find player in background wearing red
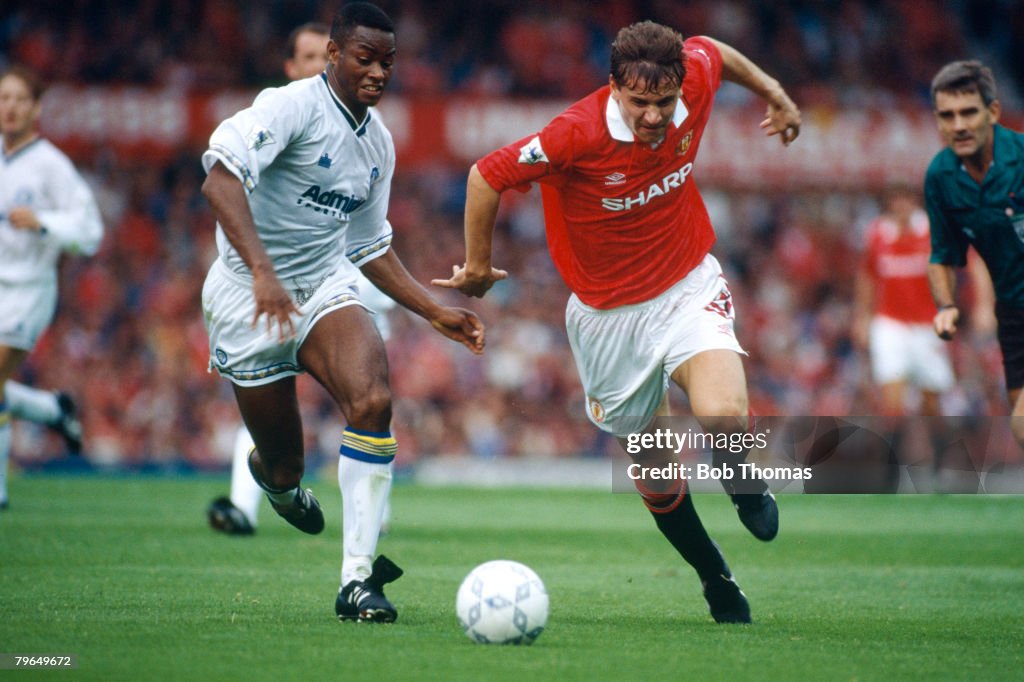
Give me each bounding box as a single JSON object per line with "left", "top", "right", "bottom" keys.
{"left": 435, "top": 21, "right": 801, "bottom": 623}
{"left": 853, "top": 186, "right": 958, "bottom": 487}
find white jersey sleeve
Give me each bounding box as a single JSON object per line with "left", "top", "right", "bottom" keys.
{"left": 34, "top": 151, "right": 104, "bottom": 256}
{"left": 202, "top": 86, "right": 306, "bottom": 194}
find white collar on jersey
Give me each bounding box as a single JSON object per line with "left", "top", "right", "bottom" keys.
{"left": 605, "top": 90, "right": 689, "bottom": 143}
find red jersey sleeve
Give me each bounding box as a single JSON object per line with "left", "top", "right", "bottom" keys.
{"left": 476, "top": 109, "right": 582, "bottom": 194}
{"left": 683, "top": 36, "right": 723, "bottom": 94}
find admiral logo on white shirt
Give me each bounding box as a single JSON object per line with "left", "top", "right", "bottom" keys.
{"left": 518, "top": 136, "right": 549, "bottom": 165}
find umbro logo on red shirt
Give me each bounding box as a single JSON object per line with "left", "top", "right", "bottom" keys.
{"left": 604, "top": 172, "right": 626, "bottom": 186}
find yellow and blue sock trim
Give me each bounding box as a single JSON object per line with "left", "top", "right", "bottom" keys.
{"left": 0, "top": 400, "right": 9, "bottom": 428}
{"left": 340, "top": 427, "right": 397, "bottom": 464}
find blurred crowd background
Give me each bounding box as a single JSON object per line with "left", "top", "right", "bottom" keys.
{"left": 2, "top": 0, "right": 1021, "bottom": 470}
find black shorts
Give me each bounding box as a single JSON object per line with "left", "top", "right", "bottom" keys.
{"left": 996, "top": 303, "right": 1024, "bottom": 391}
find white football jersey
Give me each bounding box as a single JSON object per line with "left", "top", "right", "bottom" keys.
{"left": 0, "top": 138, "right": 104, "bottom": 285}
{"left": 203, "top": 74, "right": 394, "bottom": 299}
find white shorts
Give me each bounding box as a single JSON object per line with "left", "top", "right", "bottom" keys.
{"left": 0, "top": 278, "right": 57, "bottom": 350}
{"left": 566, "top": 254, "right": 746, "bottom": 437}
{"left": 869, "top": 315, "right": 954, "bottom": 392}
{"left": 201, "top": 259, "right": 367, "bottom": 386}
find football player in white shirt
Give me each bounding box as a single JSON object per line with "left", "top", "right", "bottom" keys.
{"left": 0, "top": 66, "right": 103, "bottom": 511}
{"left": 206, "top": 22, "right": 397, "bottom": 538}
{"left": 201, "top": 3, "right": 485, "bottom": 623}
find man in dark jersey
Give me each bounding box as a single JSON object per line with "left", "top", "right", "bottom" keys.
{"left": 925, "top": 60, "right": 1024, "bottom": 449}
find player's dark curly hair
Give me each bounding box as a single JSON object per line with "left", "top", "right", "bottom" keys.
{"left": 930, "top": 60, "right": 998, "bottom": 107}
{"left": 332, "top": 2, "right": 394, "bottom": 44}
{"left": 610, "top": 21, "right": 685, "bottom": 93}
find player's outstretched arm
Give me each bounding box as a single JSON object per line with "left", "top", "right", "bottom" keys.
{"left": 202, "top": 162, "right": 298, "bottom": 341}
{"left": 431, "top": 164, "right": 508, "bottom": 298}
{"left": 705, "top": 37, "right": 801, "bottom": 146}
{"left": 927, "top": 262, "right": 960, "bottom": 340}
{"left": 362, "top": 249, "right": 486, "bottom": 354}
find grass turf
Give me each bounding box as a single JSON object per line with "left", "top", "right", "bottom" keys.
{"left": 1, "top": 477, "right": 1022, "bottom": 681}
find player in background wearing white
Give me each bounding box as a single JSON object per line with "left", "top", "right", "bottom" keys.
{"left": 0, "top": 66, "right": 103, "bottom": 511}
{"left": 206, "top": 22, "right": 397, "bottom": 537}
{"left": 201, "top": 3, "right": 484, "bottom": 622}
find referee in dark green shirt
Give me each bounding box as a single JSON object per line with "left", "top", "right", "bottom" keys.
{"left": 925, "top": 59, "right": 1024, "bottom": 449}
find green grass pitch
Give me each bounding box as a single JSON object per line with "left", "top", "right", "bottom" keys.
{"left": 1, "top": 477, "right": 1022, "bottom": 681}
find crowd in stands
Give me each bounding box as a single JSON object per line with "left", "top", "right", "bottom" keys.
{"left": 3, "top": 1, "right": 1021, "bottom": 105}
{"left": 1, "top": 1, "right": 1016, "bottom": 468}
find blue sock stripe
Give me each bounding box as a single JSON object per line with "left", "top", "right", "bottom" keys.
{"left": 339, "top": 447, "right": 395, "bottom": 464}
{"left": 340, "top": 429, "right": 396, "bottom": 464}
{"left": 0, "top": 401, "right": 8, "bottom": 428}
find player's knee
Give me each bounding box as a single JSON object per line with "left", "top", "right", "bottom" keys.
{"left": 346, "top": 384, "right": 393, "bottom": 430}
{"left": 694, "top": 395, "right": 748, "bottom": 435}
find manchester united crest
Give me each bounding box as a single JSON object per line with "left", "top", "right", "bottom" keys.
{"left": 676, "top": 131, "right": 693, "bottom": 156}
{"left": 587, "top": 395, "right": 606, "bottom": 423}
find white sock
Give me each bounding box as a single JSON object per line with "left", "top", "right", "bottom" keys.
{"left": 0, "top": 403, "right": 11, "bottom": 504}
{"left": 5, "top": 381, "right": 60, "bottom": 424}
{"left": 228, "top": 425, "right": 261, "bottom": 526}
{"left": 338, "top": 455, "right": 393, "bottom": 586}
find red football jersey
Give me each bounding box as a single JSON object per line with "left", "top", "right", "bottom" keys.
{"left": 476, "top": 37, "right": 723, "bottom": 309}
{"left": 862, "top": 209, "right": 935, "bottom": 323}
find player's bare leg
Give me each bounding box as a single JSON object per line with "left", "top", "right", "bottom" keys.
{"left": 1010, "top": 388, "right": 1024, "bottom": 451}
{"left": 233, "top": 377, "right": 324, "bottom": 535}
{"left": 672, "top": 349, "right": 778, "bottom": 541}
{"left": 298, "top": 306, "right": 400, "bottom": 622}
{"left": 875, "top": 381, "right": 909, "bottom": 492}
{"left": 0, "top": 346, "right": 28, "bottom": 510}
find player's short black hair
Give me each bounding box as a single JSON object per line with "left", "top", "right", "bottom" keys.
{"left": 286, "top": 22, "right": 330, "bottom": 59}
{"left": 930, "top": 60, "right": 998, "bottom": 107}
{"left": 0, "top": 65, "right": 45, "bottom": 101}
{"left": 331, "top": 3, "right": 395, "bottom": 45}
{"left": 610, "top": 21, "right": 685, "bottom": 93}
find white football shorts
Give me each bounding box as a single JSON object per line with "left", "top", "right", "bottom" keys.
{"left": 566, "top": 254, "right": 746, "bottom": 437}
{"left": 0, "top": 278, "right": 58, "bottom": 351}
{"left": 202, "top": 258, "right": 367, "bottom": 386}
{"left": 868, "top": 315, "right": 954, "bottom": 392}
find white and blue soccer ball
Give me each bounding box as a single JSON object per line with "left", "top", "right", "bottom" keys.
{"left": 456, "top": 560, "right": 549, "bottom": 645}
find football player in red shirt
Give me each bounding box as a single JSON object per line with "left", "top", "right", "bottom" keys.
{"left": 435, "top": 21, "right": 801, "bottom": 623}
{"left": 854, "top": 185, "right": 956, "bottom": 418}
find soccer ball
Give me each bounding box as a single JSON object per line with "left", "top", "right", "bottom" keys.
{"left": 456, "top": 560, "right": 549, "bottom": 645}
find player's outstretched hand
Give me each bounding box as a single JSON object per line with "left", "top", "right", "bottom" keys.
{"left": 933, "top": 305, "right": 960, "bottom": 341}
{"left": 251, "top": 270, "right": 299, "bottom": 343}
{"left": 429, "top": 306, "right": 486, "bottom": 355}
{"left": 431, "top": 264, "right": 508, "bottom": 299}
{"left": 760, "top": 93, "right": 801, "bottom": 146}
